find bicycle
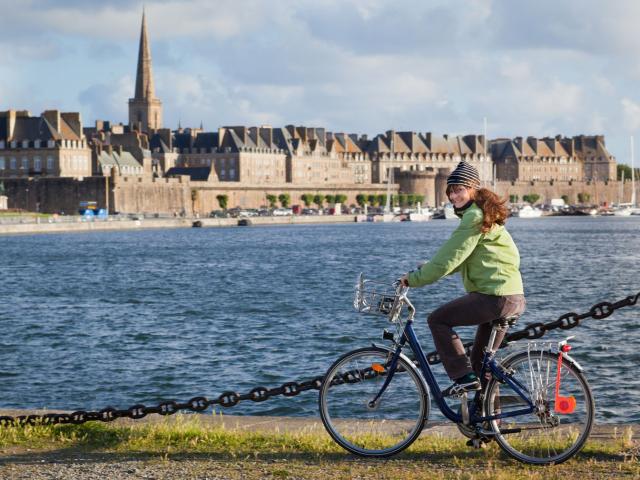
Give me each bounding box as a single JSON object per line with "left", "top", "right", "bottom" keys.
{"left": 318, "top": 274, "right": 594, "bottom": 465}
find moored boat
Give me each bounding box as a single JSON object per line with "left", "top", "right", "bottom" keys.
{"left": 514, "top": 205, "right": 543, "bottom": 218}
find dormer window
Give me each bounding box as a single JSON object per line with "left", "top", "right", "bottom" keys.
{"left": 34, "top": 140, "right": 41, "bottom": 148}
{"left": 48, "top": 140, "right": 55, "bottom": 148}
{"left": 0, "top": 140, "right": 4, "bottom": 149}
{"left": 11, "top": 141, "right": 17, "bottom": 148}
{"left": 22, "top": 140, "right": 29, "bottom": 148}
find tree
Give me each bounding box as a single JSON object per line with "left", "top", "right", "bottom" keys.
{"left": 216, "top": 194, "right": 228, "bottom": 210}
{"left": 356, "top": 194, "right": 366, "bottom": 207}
{"left": 278, "top": 193, "right": 291, "bottom": 208}
{"left": 313, "top": 194, "right": 324, "bottom": 209}
{"left": 561, "top": 195, "right": 569, "bottom": 205}
{"left": 414, "top": 195, "right": 425, "bottom": 206}
{"left": 325, "top": 194, "right": 336, "bottom": 205}
{"left": 377, "top": 194, "right": 387, "bottom": 207}
{"left": 367, "top": 194, "right": 377, "bottom": 206}
{"left": 266, "top": 194, "right": 277, "bottom": 208}
{"left": 301, "top": 193, "right": 314, "bottom": 207}
{"left": 509, "top": 194, "right": 519, "bottom": 204}
{"left": 190, "top": 189, "right": 199, "bottom": 215}
{"left": 577, "top": 192, "right": 591, "bottom": 204}
{"left": 523, "top": 193, "right": 540, "bottom": 205}
{"left": 335, "top": 194, "right": 348, "bottom": 204}
{"left": 406, "top": 194, "right": 416, "bottom": 206}
{"left": 617, "top": 164, "right": 640, "bottom": 180}
{"left": 397, "top": 193, "right": 408, "bottom": 207}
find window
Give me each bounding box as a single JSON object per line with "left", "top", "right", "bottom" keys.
{"left": 22, "top": 157, "right": 28, "bottom": 170}
{"left": 22, "top": 140, "right": 29, "bottom": 148}
{"left": 34, "top": 140, "right": 40, "bottom": 148}
{"left": 0, "top": 157, "right": 4, "bottom": 169}
{"left": 34, "top": 157, "right": 41, "bottom": 171}
{"left": 10, "top": 157, "right": 16, "bottom": 169}
{"left": 0, "top": 140, "right": 4, "bottom": 149}
{"left": 47, "top": 156, "right": 54, "bottom": 170}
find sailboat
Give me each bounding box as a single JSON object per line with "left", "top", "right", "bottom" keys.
{"left": 631, "top": 136, "right": 640, "bottom": 215}
{"left": 382, "top": 133, "right": 396, "bottom": 222}
{"left": 615, "top": 136, "right": 638, "bottom": 216}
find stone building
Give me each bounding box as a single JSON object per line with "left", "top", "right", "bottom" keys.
{"left": 367, "top": 131, "right": 491, "bottom": 185}
{"left": 0, "top": 109, "right": 91, "bottom": 178}
{"left": 490, "top": 135, "right": 616, "bottom": 183}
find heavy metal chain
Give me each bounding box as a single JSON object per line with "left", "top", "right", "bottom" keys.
{"left": 1, "top": 291, "right": 638, "bottom": 428}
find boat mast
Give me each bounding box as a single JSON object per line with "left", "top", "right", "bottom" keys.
{"left": 385, "top": 132, "right": 393, "bottom": 214}
{"left": 632, "top": 136, "right": 637, "bottom": 207}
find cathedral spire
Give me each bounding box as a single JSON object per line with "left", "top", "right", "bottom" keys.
{"left": 128, "top": 9, "right": 162, "bottom": 132}
{"left": 134, "top": 9, "right": 155, "bottom": 100}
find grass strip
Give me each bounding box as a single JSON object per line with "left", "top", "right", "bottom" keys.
{"left": 0, "top": 415, "right": 637, "bottom": 480}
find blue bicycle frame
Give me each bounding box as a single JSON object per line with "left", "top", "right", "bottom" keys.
{"left": 376, "top": 317, "right": 536, "bottom": 425}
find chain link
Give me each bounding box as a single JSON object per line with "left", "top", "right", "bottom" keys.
{"left": 1, "top": 291, "right": 638, "bottom": 428}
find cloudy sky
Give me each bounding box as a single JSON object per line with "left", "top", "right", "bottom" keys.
{"left": 1, "top": 0, "right": 640, "bottom": 165}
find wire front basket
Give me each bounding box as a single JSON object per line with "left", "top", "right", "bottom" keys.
{"left": 353, "top": 273, "right": 403, "bottom": 322}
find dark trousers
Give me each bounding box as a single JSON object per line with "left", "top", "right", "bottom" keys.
{"left": 427, "top": 292, "right": 526, "bottom": 380}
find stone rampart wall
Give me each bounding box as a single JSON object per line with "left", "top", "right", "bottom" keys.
{"left": 2, "top": 175, "right": 636, "bottom": 214}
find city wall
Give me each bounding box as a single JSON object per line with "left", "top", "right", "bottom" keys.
{"left": 492, "top": 179, "right": 636, "bottom": 206}
{"left": 1, "top": 176, "right": 635, "bottom": 214}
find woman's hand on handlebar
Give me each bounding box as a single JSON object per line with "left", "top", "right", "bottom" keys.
{"left": 400, "top": 274, "right": 410, "bottom": 287}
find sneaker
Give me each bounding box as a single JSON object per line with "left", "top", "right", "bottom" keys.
{"left": 442, "top": 376, "right": 481, "bottom": 397}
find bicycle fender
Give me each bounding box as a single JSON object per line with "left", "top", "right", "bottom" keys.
{"left": 371, "top": 343, "right": 431, "bottom": 392}
{"left": 560, "top": 352, "right": 583, "bottom": 372}
{"left": 500, "top": 349, "right": 584, "bottom": 372}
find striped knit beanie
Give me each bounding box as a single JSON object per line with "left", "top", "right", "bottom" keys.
{"left": 447, "top": 161, "right": 480, "bottom": 189}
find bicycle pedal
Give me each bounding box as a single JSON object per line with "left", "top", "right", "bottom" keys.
{"left": 466, "top": 438, "right": 486, "bottom": 449}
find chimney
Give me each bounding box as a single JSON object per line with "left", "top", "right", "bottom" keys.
{"left": 3, "top": 110, "right": 16, "bottom": 140}
{"left": 249, "top": 126, "right": 259, "bottom": 145}
{"left": 43, "top": 110, "right": 61, "bottom": 133}
{"left": 259, "top": 127, "right": 273, "bottom": 148}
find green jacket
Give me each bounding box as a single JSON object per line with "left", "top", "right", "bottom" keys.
{"left": 407, "top": 203, "right": 524, "bottom": 295}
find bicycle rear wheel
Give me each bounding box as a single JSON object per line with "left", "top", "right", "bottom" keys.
{"left": 319, "top": 346, "right": 429, "bottom": 457}
{"left": 484, "top": 350, "right": 594, "bottom": 465}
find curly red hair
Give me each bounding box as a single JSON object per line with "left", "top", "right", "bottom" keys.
{"left": 472, "top": 188, "right": 509, "bottom": 233}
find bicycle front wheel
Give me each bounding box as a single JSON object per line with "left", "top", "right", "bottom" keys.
{"left": 319, "top": 346, "right": 429, "bottom": 457}
{"left": 484, "top": 350, "right": 594, "bottom": 465}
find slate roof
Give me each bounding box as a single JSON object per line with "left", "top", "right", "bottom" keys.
{"left": 165, "top": 166, "right": 211, "bottom": 181}
{"left": 150, "top": 135, "right": 171, "bottom": 153}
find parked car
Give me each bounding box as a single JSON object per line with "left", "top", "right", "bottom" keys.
{"left": 301, "top": 208, "right": 319, "bottom": 215}
{"left": 273, "top": 208, "right": 293, "bottom": 216}
{"left": 209, "top": 210, "right": 230, "bottom": 218}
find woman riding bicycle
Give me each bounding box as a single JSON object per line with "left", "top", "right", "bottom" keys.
{"left": 401, "top": 161, "right": 526, "bottom": 397}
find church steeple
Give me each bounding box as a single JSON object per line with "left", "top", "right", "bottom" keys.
{"left": 128, "top": 9, "right": 162, "bottom": 133}
{"left": 134, "top": 10, "right": 155, "bottom": 100}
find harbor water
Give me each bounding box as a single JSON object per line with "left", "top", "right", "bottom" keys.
{"left": 1, "top": 216, "right": 639, "bottom": 422}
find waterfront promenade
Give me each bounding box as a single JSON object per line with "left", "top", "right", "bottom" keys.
{"left": 0, "top": 214, "right": 358, "bottom": 235}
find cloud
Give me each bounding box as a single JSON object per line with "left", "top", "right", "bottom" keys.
{"left": 78, "top": 76, "right": 133, "bottom": 123}
{"left": 2, "top": 0, "right": 640, "bottom": 164}
{"left": 621, "top": 98, "right": 640, "bottom": 132}
{"left": 489, "top": 0, "right": 640, "bottom": 56}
